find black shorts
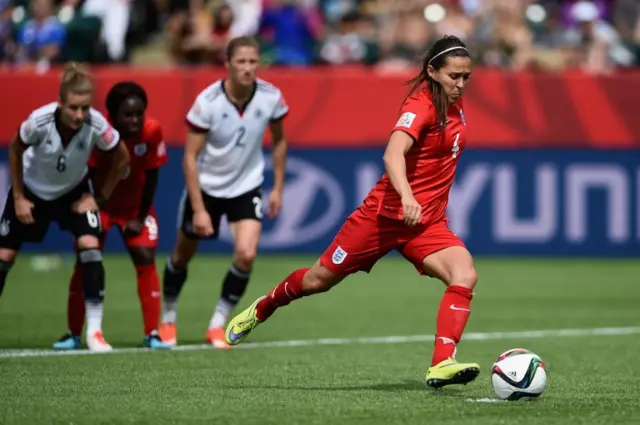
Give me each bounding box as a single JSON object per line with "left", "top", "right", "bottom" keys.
{"left": 178, "top": 186, "right": 263, "bottom": 240}
{"left": 0, "top": 180, "right": 102, "bottom": 250}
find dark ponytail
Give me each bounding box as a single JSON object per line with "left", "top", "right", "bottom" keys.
{"left": 405, "top": 36, "right": 469, "bottom": 129}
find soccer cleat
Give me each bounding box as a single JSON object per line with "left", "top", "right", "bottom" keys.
{"left": 206, "top": 327, "right": 231, "bottom": 349}
{"left": 158, "top": 322, "right": 177, "bottom": 347}
{"left": 425, "top": 358, "right": 480, "bottom": 389}
{"left": 144, "top": 332, "right": 171, "bottom": 350}
{"left": 224, "top": 296, "right": 265, "bottom": 346}
{"left": 52, "top": 332, "right": 81, "bottom": 351}
{"left": 86, "top": 330, "right": 113, "bottom": 352}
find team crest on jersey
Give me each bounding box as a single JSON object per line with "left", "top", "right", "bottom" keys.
{"left": 101, "top": 127, "right": 115, "bottom": 145}
{"left": 332, "top": 246, "right": 348, "bottom": 265}
{"left": 396, "top": 112, "right": 416, "bottom": 128}
{"left": 255, "top": 109, "right": 262, "bottom": 118}
{"left": 77, "top": 140, "right": 86, "bottom": 150}
{"left": 459, "top": 108, "right": 466, "bottom": 126}
{"left": 134, "top": 143, "right": 147, "bottom": 156}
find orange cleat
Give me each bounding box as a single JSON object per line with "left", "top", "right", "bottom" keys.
{"left": 206, "top": 327, "right": 231, "bottom": 349}
{"left": 158, "top": 322, "right": 177, "bottom": 347}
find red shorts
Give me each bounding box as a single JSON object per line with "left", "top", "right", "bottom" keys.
{"left": 320, "top": 203, "right": 465, "bottom": 276}
{"left": 100, "top": 207, "right": 159, "bottom": 249}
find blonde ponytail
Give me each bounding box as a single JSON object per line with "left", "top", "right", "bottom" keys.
{"left": 59, "top": 62, "right": 93, "bottom": 102}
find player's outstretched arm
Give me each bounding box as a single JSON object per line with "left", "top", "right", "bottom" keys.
{"left": 8, "top": 133, "right": 28, "bottom": 202}
{"left": 268, "top": 118, "right": 286, "bottom": 219}
{"left": 99, "top": 142, "right": 130, "bottom": 201}
{"left": 182, "top": 130, "right": 207, "bottom": 214}
{"left": 383, "top": 131, "right": 421, "bottom": 226}
{"left": 383, "top": 131, "right": 415, "bottom": 200}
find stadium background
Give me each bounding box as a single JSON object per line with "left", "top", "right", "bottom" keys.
{"left": 0, "top": 0, "right": 637, "bottom": 257}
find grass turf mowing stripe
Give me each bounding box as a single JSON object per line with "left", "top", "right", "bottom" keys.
{"left": 0, "top": 326, "right": 638, "bottom": 359}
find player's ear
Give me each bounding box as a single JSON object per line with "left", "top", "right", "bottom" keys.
{"left": 426, "top": 64, "right": 437, "bottom": 81}
{"left": 224, "top": 60, "right": 230, "bottom": 71}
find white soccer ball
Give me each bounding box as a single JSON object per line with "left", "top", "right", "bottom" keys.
{"left": 491, "top": 348, "right": 547, "bottom": 401}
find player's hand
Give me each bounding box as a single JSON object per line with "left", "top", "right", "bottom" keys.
{"left": 14, "top": 196, "right": 35, "bottom": 224}
{"left": 267, "top": 190, "right": 282, "bottom": 219}
{"left": 193, "top": 210, "right": 214, "bottom": 237}
{"left": 72, "top": 193, "right": 98, "bottom": 214}
{"left": 123, "top": 219, "right": 144, "bottom": 236}
{"left": 401, "top": 194, "right": 421, "bottom": 227}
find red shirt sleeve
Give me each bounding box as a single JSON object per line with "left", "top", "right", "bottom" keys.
{"left": 88, "top": 148, "right": 101, "bottom": 169}
{"left": 143, "top": 119, "right": 169, "bottom": 170}
{"left": 392, "top": 91, "right": 436, "bottom": 141}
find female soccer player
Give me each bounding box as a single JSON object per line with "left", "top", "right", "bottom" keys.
{"left": 159, "top": 36, "right": 288, "bottom": 349}
{"left": 0, "top": 63, "right": 129, "bottom": 353}
{"left": 225, "top": 35, "right": 480, "bottom": 389}
{"left": 53, "top": 82, "right": 170, "bottom": 351}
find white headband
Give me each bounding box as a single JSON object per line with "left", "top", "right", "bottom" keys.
{"left": 428, "top": 46, "right": 468, "bottom": 65}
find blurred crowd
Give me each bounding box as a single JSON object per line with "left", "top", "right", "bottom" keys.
{"left": 0, "top": 0, "right": 639, "bottom": 73}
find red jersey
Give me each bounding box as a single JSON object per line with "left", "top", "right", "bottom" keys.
{"left": 89, "top": 117, "right": 168, "bottom": 219}
{"left": 364, "top": 87, "right": 467, "bottom": 225}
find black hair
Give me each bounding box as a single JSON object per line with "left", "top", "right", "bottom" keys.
{"left": 405, "top": 36, "right": 470, "bottom": 128}
{"left": 105, "top": 81, "right": 148, "bottom": 119}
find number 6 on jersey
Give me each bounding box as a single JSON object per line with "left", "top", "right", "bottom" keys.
{"left": 86, "top": 211, "right": 100, "bottom": 228}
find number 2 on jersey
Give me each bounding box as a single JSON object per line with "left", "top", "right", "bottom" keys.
{"left": 234, "top": 126, "right": 246, "bottom": 147}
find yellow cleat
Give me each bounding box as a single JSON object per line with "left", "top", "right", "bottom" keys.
{"left": 426, "top": 358, "right": 480, "bottom": 389}
{"left": 224, "top": 296, "right": 265, "bottom": 346}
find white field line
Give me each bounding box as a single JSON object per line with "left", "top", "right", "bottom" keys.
{"left": 0, "top": 326, "right": 638, "bottom": 360}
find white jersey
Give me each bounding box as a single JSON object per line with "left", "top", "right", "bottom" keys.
{"left": 186, "top": 78, "right": 288, "bottom": 198}
{"left": 18, "top": 102, "right": 120, "bottom": 200}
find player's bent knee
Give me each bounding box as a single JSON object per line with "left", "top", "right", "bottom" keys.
{"left": 451, "top": 266, "right": 478, "bottom": 290}
{"left": 301, "top": 263, "right": 342, "bottom": 295}
{"left": 77, "top": 235, "right": 100, "bottom": 250}
{"left": 234, "top": 247, "right": 256, "bottom": 270}
{"left": 0, "top": 248, "right": 17, "bottom": 263}
{"left": 171, "top": 231, "right": 198, "bottom": 268}
{"left": 130, "top": 247, "right": 155, "bottom": 266}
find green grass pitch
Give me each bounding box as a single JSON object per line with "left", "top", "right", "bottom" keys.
{"left": 0, "top": 255, "right": 639, "bottom": 425}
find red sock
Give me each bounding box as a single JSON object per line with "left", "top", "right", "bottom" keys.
{"left": 431, "top": 285, "right": 473, "bottom": 366}
{"left": 256, "top": 268, "right": 309, "bottom": 321}
{"left": 136, "top": 264, "right": 162, "bottom": 335}
{"left": 68, "top": 263, "right": 85, "bottom": 336}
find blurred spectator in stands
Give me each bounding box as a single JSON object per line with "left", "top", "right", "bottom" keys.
{"left": 0, "top": 0, "right": 16, "bottom": 65}
{"left": 478, "top": 0, "right": 534, "bottom": 70}
{"left": 259, "top": 0, "right": 322, "bottom": 66}
{"left": 376, "top": 0, "right": 432, "bottom": 70}
{"left": 529, "top": 2, "right": 573, "bottom": 71}
{"left": 16, "top": 0, "right": 65, "bottom": 69}
{"left": 564, "top": 0, "right": 635, "bottom": 74}
{"left": 613, "top": 0, "right": 640, "bottom": 65}
{"left": 318, "top": 10, "right": 377, "bottom": 65}
{"left": 70, "top": 0, "right": 132, "bottom": 62}
{"left": 181, "top": 2, "right": 233, "bottom": 64}
{"left": 434, "top": 0, "right": 475, "bottom": 41}
{"left": 320, "top": 0, "right": 358, "bottom": 24}
{"left": 560, "top": 0, "right": 612, "bottom": 27}
{"left": 163, "top": 0, "right": 203, "bottom": 64}
{"left": 227, "top": 0, "right": 261, "bottom": 37}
